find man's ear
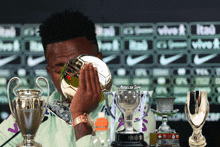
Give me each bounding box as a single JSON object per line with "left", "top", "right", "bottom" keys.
{"left": 97, "top": 52, "right": 103, "bottom": 60}
{"left": 46, "top": 65, "right": 51, "bottom": 77}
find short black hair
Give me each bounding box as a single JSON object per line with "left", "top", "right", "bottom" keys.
{"left": 39, "top": 10, "right": 97, "bottom": 54}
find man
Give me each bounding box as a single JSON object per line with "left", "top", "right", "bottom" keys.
{"left": 0, "top": 10, "right": 156, "bottom": 147}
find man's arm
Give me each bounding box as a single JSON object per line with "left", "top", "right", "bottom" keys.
{"left": 70, "top": 63, "right": 102, "bottom": 141}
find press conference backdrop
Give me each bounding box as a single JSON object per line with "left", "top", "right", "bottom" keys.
{"left": 0, "top": 23, "right": 220, "bottom": 124}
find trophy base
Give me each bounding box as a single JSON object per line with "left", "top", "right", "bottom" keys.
{"left": 189, "top": 136, "right": 206, "bottom": 147}
{"left": 150, "top": 133, "right": 179, "bottom": 146}
{"left": 111, "top": 132, "right": 148, "bottom": 147}
{"left": 16, "top": 141, "right": 42, "bottom": 147}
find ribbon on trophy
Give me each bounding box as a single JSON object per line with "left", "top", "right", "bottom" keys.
{"left": 110, "top": 91, "right": 118, "bottom": 144}
{"left": 138, "top": 91, "right": 147, "bottom": 132}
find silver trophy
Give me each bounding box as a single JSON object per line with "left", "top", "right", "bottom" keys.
{"left": 7, "top": 77, "right": 50, "bottom": 147}
{"left": 185, "top": 91, "right": 209, "bottom": 147}
{"left": 151, "top": 97, "right": 179, "bottom": 133}
{"left": 104, "top": 88, "right": 153, "bottom": 147}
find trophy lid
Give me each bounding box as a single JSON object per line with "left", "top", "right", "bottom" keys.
{"left": 16, "top": 89, "right": 41, "bottom": 98}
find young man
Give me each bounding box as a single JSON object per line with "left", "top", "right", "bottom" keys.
{"left": 0, "top": 10, "right": 156, "bottom": 147}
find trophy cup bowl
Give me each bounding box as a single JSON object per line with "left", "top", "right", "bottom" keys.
{"left": 151, "top": 97, "right": 179, "bottom": 133}
{"left": 60, "top": 54, "right": 112, "bottom": 102}
{"left": 49, "top": 55, "right": 112, "bottom": 126}
{"left": 104, "top": 90, "right": 153, "bottom": 147}
{"left": 7, "top": 77, "right": 50, "bottom": 147}
{"left": 185, "top": 91, "right": 209, "bottom": 147}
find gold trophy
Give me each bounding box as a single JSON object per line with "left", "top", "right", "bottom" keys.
{"left": 7, "top": 77, "right": 50, "bottom": 147}
{"left": 47, "top": 55, "right": 112, "bottom": 126}
{"left": 185, "top": 91, "right": 209, "bottom": 147}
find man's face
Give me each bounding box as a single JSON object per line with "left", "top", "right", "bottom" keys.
{"left": 45, "top": 37, "right": 102, "bottom": 96}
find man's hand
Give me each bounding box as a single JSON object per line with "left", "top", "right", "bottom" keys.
{"left": 70, "top": 63, "right": 102, "bottom": 141}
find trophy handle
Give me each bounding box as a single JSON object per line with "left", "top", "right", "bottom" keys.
{"left": 104, "top": 92, "right": 117, "bottom": 120}
{"left": 7, "top": 77, "right": 20, "bottom": 119}
{"left": 36, "top": 77, "right": 50, "bottom": 121}
{"left": 135, "top": 91, "right": 153, "bottom": 122}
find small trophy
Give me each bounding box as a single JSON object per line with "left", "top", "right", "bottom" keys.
{"left": 7, "top": 77, "right": 50, "bottom": 147}
{"left": 185, "top": 91, "right": 209, "bottom": 147}
{"left": 150, "top": 97, "right": 179, "bottom": 147}
{"left": 104, "top": 85, "right": 153, "bottom": 147}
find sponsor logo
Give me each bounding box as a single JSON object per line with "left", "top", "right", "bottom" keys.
{"left": 27, "top": 56, "right": 45, "bottom": 67}
{"left": 113, "top": 77, "right": 130, "bottom": 85}
{"left": 215, "top": 78, "right": 220, "bottom": 84}
{"left": 135, "top": 68, "right": 148, "bottom": 76}
{"left": 155, "top": 86, "right": 168, "bottom": 94}
{"left": 29, "top": 40, "right": 44, "bottom": 52}
{"left": 0, "top": 26, "right": 16, "bottom": 38}
{"left": 160, "top": 54, "right": 183, "bottom": 65}
{"left": 157, "top": 77, "right": 166, "bottom": 85}
{"left": 0, "top": 69, "right": 10, "bottom": 76}
{"left": 175, "top": 77, "right": 188, "bottom": 85}
{"left": 126, "top": 55, "right": 149, "bottom": 66}
{"left": 23, "top": 26, "right": 39, "bottom": 36}
{"left": 153, "top": 68, "right": 169, "bottom": 76}
{"left": 129, "top": 39, "right": 148, "bottom": 51}
{"left": 194, "top": 87, "right": 211, "bottom": 93}
{"left": 157, "top": 40, "right": 187, "bottom": 49}
{"left": 173, "top": 87, "right": 190, "bottom": 94}
{"left": 123, "top": 27, "right": 134, "bottom": 35}
{"left": 216, "top": 68, "right": 220, "bottom": 75}
{"left": 34, "top": 69, "right": 48, "bottom": 76}
{"left": 133, "top": 78, "right": 150, "bottom": 85}
{"left": 157, "top": 24, "right": 186, "bottom": 36}
{"left": 197, "top": 24, "right": 216, "bottom": 35}
{"left": 195, "top": 68, "right": 210, "bottom": 75}
{"left": 195, "top": 77, "right": 210, "bottom": 85}
{"left": 194, "top": 54, "right": 217, "bottom": 65}
{"left": 191, "top": 38, "right": 220, "bottom": 50}
{"left": 102, "top": 55, "right": 117, "bottom": 63}
{"left": 98, "top": 39, "right": 120, "bottom": 51}
{"left": 0, "top": 55, "right": 17, "bottom": 66}
{"left": 0, "top": 40, "right": 20, "bottom": 52}
{"left": 135, "top": 26, "right": 153, "bottom": 35}
{"left": 96, "top": 25, "right": 116, "bottom": 37}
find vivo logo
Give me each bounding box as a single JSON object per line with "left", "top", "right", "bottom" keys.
{"left": 129, "top": 40, "right": 148, "bottom": 51}
{"left": 29, "top": 40, "right": 44, "bottom": 52}
{"left": 98, "top": 39, "right": 119, "bottom": 51}
{"left": 0, "top": 26, "right": 16, "bottom": 37}
{"left": 0, "top": 40, "right": 20, "bottom": 52}
{"left": 153, "top": 69, "right": 169, "bottom": 76}
{"left": 191, "top": 38, "right": 220, "bottom": 50}
{"left": 96, "top": 25, "right": 116, "bottom": 37}
{"left": 197, "top": 24, "right": 216, "bottom": 35}
{"left": 157, "top": 24, "right": 186, "bottom": 36}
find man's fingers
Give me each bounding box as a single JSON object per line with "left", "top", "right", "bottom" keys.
{"left": 85, "top": 63, "right": 92, "bottom": 92}
{"left": 79, "top": 64, "right": 86, "bottom": 90}
{"left": 89, "top": 64, "right": 96, "bottom": 93}
{"left": 94, "top": 67, "right": 102, "bottom": 101}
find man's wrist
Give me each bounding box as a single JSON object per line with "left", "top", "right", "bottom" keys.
{"left": 72, "top": 112, "right": 84, "bottom": 120}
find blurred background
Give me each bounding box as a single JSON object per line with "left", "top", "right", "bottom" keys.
{"left": 0, "top": 0, "right": 220, "bottom": 146}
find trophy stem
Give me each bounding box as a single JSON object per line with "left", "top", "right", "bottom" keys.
{"left": 189, "top": 128, "right": 206, "bottom": 147}
{"left": 158, "top": 116, "right": 172, "bottom": 133}
{"left": 16, "top": 134, "right": 42, "bottom": 147}
{"left": 124, "top": 112, "right": 135, "bottom": 132}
